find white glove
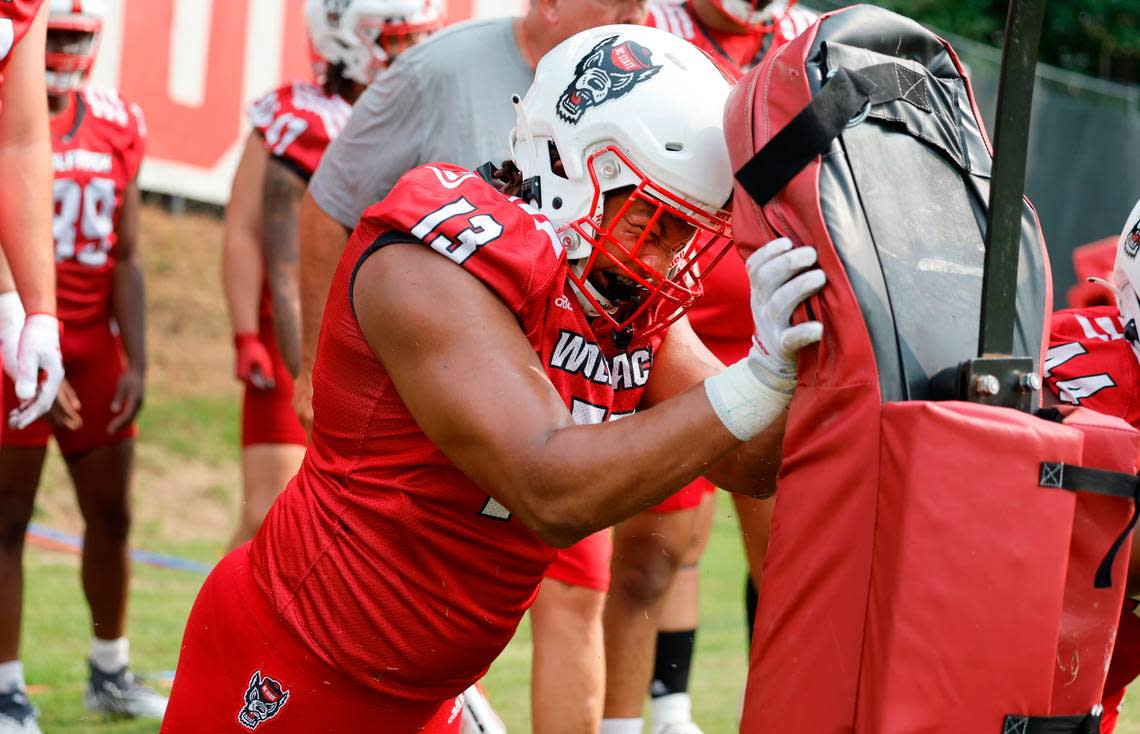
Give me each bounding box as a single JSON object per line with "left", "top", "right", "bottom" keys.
{"left": 9, "top": 313, "right": 64, "bottom": 430}
{"left": 705, "top": 238, "right": 825, "bottom": 440}
{"left": 0, "top": 291, "right": 24, "bottom": 380}
{"left": 745, "top": 237, "right": 826, "bottom": 392}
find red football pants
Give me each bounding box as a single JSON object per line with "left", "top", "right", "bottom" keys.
{"left": 161, "top": 544, "right": 462, "bottom": 733}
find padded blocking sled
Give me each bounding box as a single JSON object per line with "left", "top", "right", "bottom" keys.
{"left": 726, "top": 5, "right": 1140, "bottom": 733}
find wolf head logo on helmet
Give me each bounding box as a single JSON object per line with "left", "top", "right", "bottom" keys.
{"left": 236, "top": 671, "right": 290, "bottom": 730}
{"left": 1124, "top": 219, "right": 1139, "bottom": 260}
{"left": 556, "top": 35, "right": 662, "bottom": 125}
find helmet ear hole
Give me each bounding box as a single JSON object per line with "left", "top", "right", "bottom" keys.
{"left": 548, "top": 141, "right": 568, "bottom": 179}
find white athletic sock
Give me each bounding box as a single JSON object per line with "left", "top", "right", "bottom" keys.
{"left": 651, "top": 692, "right": 693, "bottom": 725}
{"left": 0, "top": 660, "right": 25, "bottom": 693}
{"left": 600, "top": 718, "right": 643, "bottom": 734}
{"left": 90, "top": 637, "right": 129, "bottom": 673}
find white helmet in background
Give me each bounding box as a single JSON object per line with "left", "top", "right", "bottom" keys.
{"left": 305, "top": 0, "right": 444, "bottom": 86}
{"left": 1112, "top": 197, "right": 1140, "bottom": 361}
{"left": 709, "top": 0, "right": 798, "bottom": 30}
{"left": 45, "top": 0, "right": 106, "bottom": 94}
{"left": 509, "top": 25, "right": 734, "bottom": 338}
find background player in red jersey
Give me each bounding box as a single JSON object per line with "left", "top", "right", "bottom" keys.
{"left": 1043, "top": 197, "right": 1140, "bottom": 733}
{"left": 604, "top": 4, "right": 813, "bottom": 732}
{"left": 221, "top": 0, "right": 443, "bottom": 550}
{"left": 0, "top": 1, "right": 164, "bottom": 731}
{"left": 0, "top": 0, "right": 64, "bottom": 438}
{"left": 161, "top": 25, "right": 825, "bottom": 733}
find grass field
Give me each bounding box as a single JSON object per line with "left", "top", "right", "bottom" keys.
{"left": 19, "top": 203, "right": 1140, "bottom": 732}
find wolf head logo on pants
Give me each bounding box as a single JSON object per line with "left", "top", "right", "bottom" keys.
{"left": 556, "top": 35, "right": 662, "bottom": 125}
{"left": 237, "top": 671, "right": 290, "bottom": 730}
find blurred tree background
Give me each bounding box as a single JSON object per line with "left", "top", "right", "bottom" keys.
{"left": 811, "top": 0, "right": 1137, "bottom": 83}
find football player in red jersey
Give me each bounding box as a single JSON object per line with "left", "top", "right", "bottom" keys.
{"left": 1043, "top": 197, "right": 1140, "bottom": 734}
{"left": 607, "top": 4, "right": 813, "bottom": 732}
{"left": 221, "top": 0, "right": 443, "bottom": 551}
{"left": 0, "top": 1, "right": 165, "bottom": 730}
{"left": 0, "top": 0, "right": 64, "bottom": 437}
{"left": 161, "top": 25, "right": 825, "bottom": 733}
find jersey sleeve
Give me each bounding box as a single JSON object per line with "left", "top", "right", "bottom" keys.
{"left": 1044, "top": 307, "right": 1137, "bottom": 421}
{"left": 0, "top": 0, "right": 44, "bottom": 62}
{"left": 357, "top": 163, "right": 564, "bottom": 316}
{"left": 245, "top": 82, "right": 333, "bottom": 180}
{"left": 122, "top": 99, "right": 147, "bottom": 180}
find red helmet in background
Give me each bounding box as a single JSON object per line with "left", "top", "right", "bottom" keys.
{"left": 45, "top": 0, "right": 105, "bottom": 94}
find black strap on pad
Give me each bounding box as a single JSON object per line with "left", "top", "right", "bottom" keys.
{"left": 1039, "top": 461, "right": 1140, "bottom": 588}
{"left": 1001, "top": 711, "right": 1101, "bottom": 734}
{"left": 734, "top": 62, "right": 931, "bottom": 207}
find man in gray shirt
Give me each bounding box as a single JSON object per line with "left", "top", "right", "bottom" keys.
{"left": 291, "top": 3, "right": 649, "bottom": 733}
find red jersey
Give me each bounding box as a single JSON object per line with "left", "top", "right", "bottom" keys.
{"left": 52, "top": 87, "right": 146, "bottom": 327}
{"left": 646, "top": 0, "right": 816, "bottom": 77}
{"left": 1043, "top": 307, "right": 1140, "bottom": 425}
{"left": 246, "top": 81, "right": 349, "bottom": 181}
{"left": 246, "top": 81, "right": 350, "bottom": 322}
{"left": 0, "top": 0, "right": 43, "bottom": 77}
{"left": 249, "top": 163, "right": 662, "bottom": 702}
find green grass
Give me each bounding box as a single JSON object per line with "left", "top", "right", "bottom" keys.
{"left": 133, "top": 394, "right": 240, "bottom": 467}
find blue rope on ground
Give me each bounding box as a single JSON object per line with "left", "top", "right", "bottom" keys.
{"left": 27, "top": 522, "right": 214, "bottom": 575}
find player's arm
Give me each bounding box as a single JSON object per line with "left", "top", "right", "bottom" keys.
{"left": 107, "top": 176, "right": 145, "bottom": 433}
{"left": 222, "top": 131, "right": 274, "bottom": 389}
{"left": 640, "top": 315, "right": 786, "bottom": 498}
{"left": 354, "top": 240, "right": 820, "bottom": 548}
{"left": 0, "top": 0, "right": 53, "bottom": 315}
{"left": 295, "top": 190, "right": 350, "bottom": 428}
{"left": 261, "top": 157, "right": 306, "bottom": 378}
{"left": 0, "top": 2, "right": 63, "bottom": 428}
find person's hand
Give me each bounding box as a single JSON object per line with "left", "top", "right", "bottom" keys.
{"left": 744, "top": 237, "right": 826, "bottom": 392}
{"left": 108, "top": 368, "right": 144, "bottom": 434}
{"left": 293, "top": 370, "right": 313, "bottom": 438}
{"left": 234, "top": 332, "right": 275, "bottom": 390}
{"left": 9, "top": 314, "right": 64, "bottom": 430}
{"left": 49, "top": 378, "right": 83, "bottom": 431}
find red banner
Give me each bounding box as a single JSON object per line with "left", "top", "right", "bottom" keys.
{"left": 90, "top": 0, "right": 519, "bottom": 203}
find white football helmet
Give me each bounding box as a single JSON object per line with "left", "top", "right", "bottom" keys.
{"left": 510, "top": 25, "right": 734, "bottom": 338}
{"left": 45, "top": 0, "right": 105, "bottom": 94}
{"left": 709, "top": 0, "right": 797, "bottom": 30}
{"left": 1112, "top": 197, "right": 1140, "bottom": 362}
{"left": 305, "top": 0, "right": 444, "bottom": 86}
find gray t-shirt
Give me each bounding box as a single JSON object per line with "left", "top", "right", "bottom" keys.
{"left": 309, "top": 17, "right": 534, "bottom": 228}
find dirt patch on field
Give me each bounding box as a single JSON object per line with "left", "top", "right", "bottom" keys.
{"left": 140, "top": 205, "right": 238, "bottom": 401}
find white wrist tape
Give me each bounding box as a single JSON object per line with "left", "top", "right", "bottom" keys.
{"left": 704, "top": 358, "right": 794, "bottom": 441}
{"left": 0, "top": 292, "right": 25, "bottom": 335}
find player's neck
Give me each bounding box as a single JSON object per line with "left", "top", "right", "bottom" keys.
{"left": 47, "top": 91, "right": 71, "bottom": 117}
{"left": 689, "top": 0, "right": 754, "bottom": 34}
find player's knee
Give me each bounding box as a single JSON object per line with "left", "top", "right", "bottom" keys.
{"left": 611, "top": 541, "right": 683, "bottom": 607}
{"left": 88, "top": 501, "right": 132, "bottom": 542}
{"left": 0, "top": 515, "right": 29, "bottom": 554}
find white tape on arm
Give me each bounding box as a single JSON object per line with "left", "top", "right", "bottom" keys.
{"left": 703, "top": 358, "right": 793, "bottom": 442}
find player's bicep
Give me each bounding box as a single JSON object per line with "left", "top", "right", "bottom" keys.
{"left": 353, "top": 243, "right": 574, "bottom": 510}
{"left": 640, "top": 315, "right": 725, "bottom": 408}
{"left": 0, "top": 1, "right": 47, "bottom": 147}
{"left": 224, "top": 132, "right": 269, "bottom": 242}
